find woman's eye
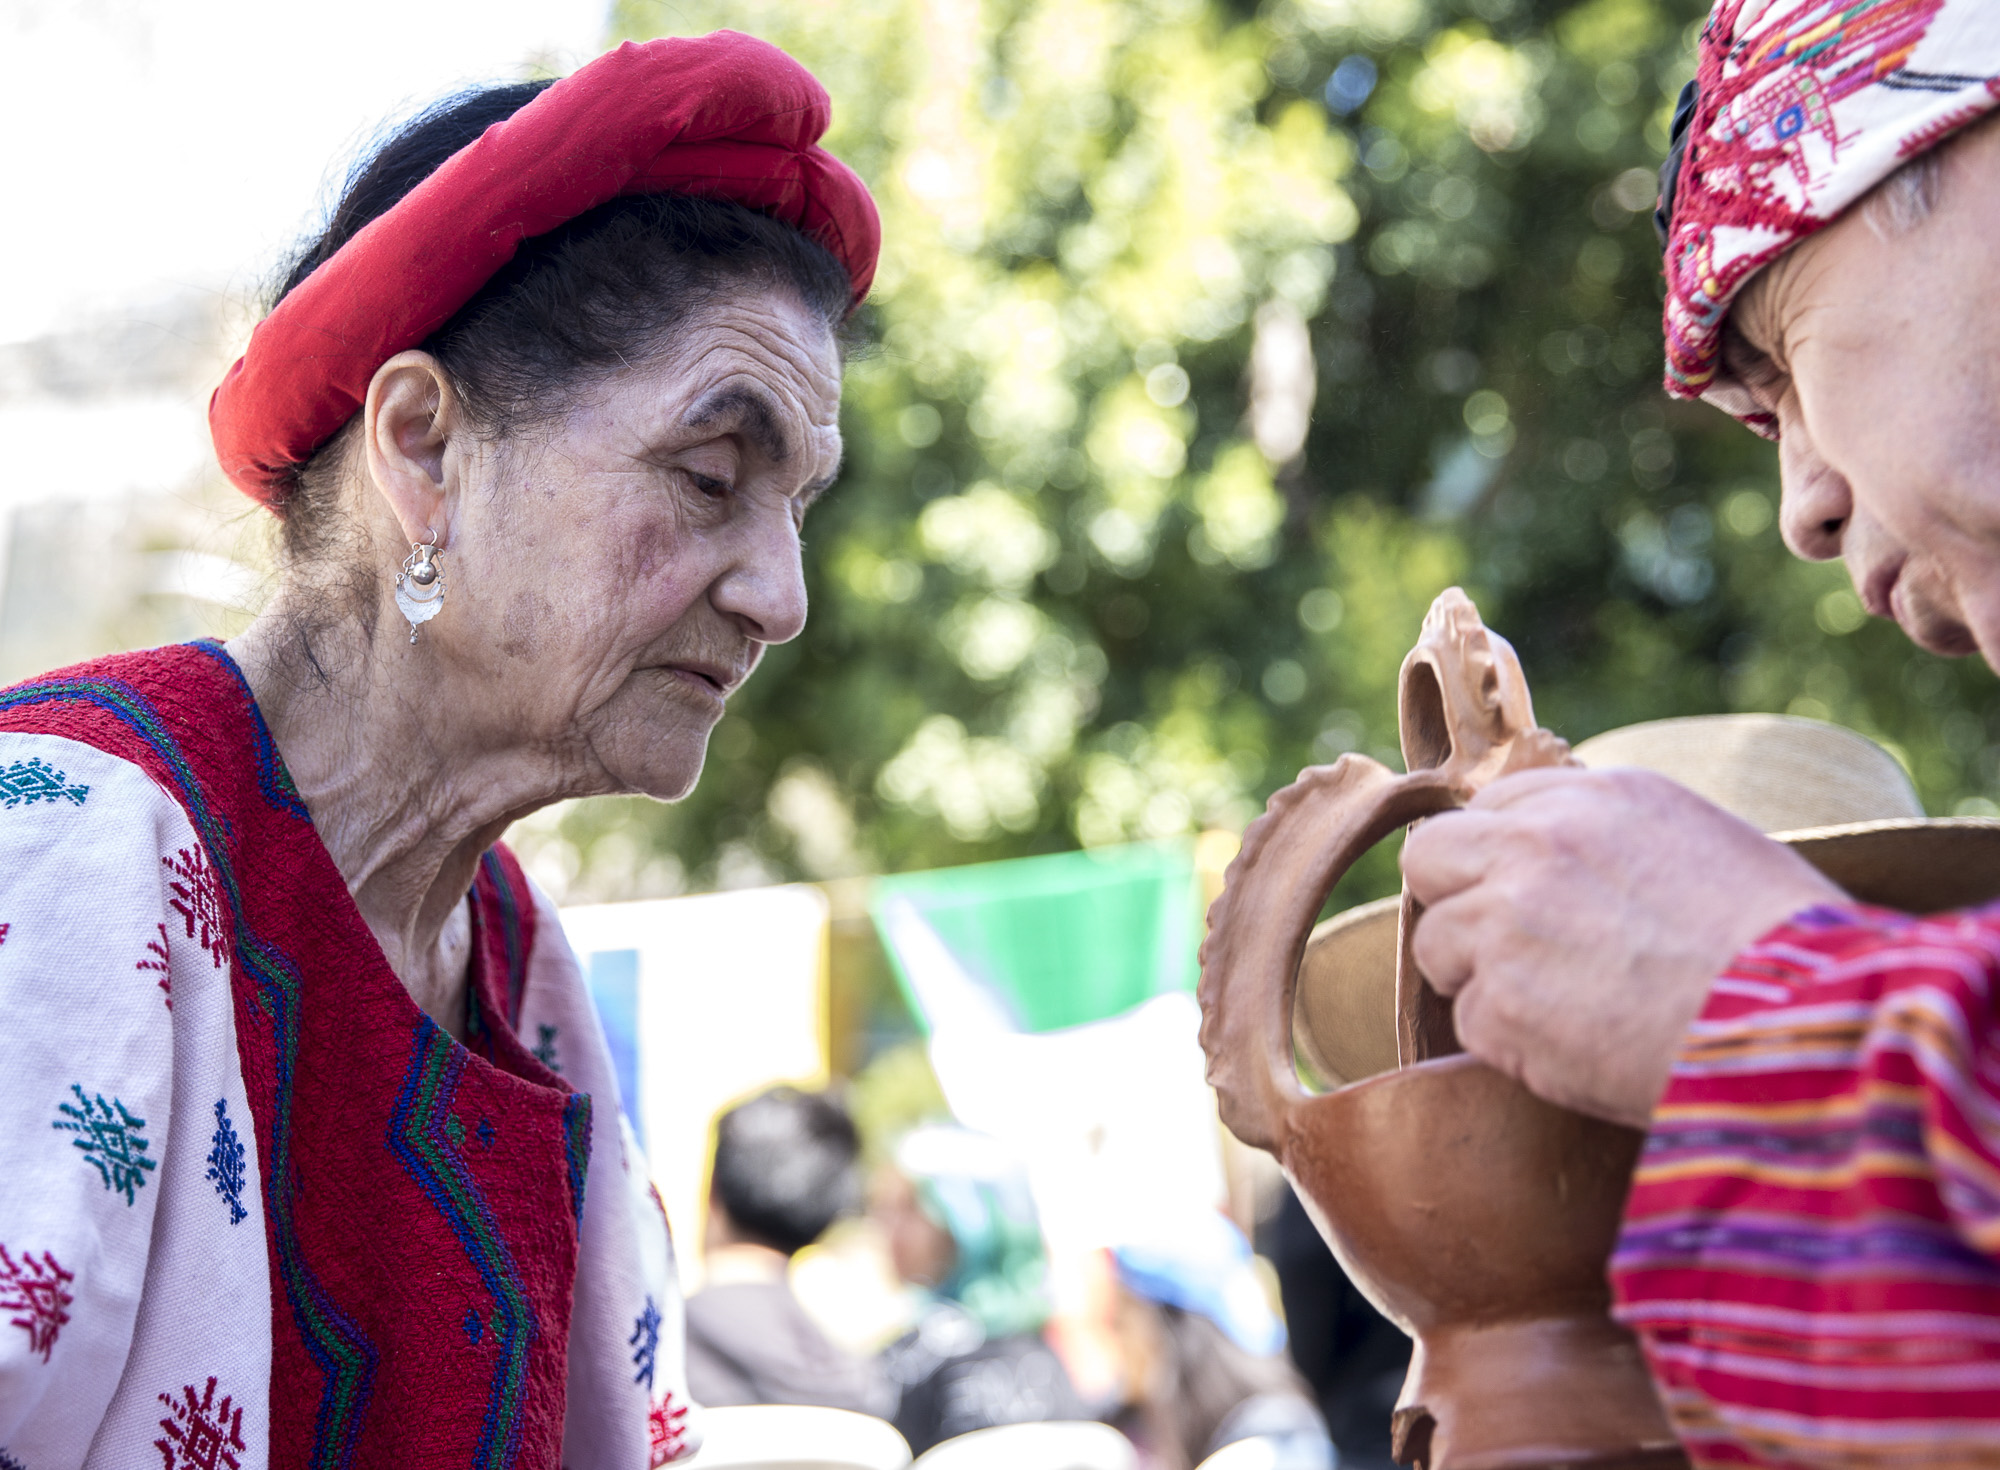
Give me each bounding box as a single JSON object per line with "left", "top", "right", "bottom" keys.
{"left": 687, "top": 471, "right": 731, "bottom": 500}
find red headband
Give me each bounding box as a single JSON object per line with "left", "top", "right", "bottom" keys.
{"left": 209, "top": 31, "right": 880, "bottom": 504}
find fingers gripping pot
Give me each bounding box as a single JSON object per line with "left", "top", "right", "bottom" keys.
{"left": 1197, "top": 589, "right": 1686, "bottom": 1470}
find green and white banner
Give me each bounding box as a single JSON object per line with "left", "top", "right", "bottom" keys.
{"left": 869, "top": 842, "right": 1226, "bottom": 1258}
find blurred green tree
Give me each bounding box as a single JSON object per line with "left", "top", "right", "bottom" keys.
{"left": 516, "top": 0, "right": 1996, "bottom": 907}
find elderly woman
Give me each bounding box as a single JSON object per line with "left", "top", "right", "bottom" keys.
{"left": 1398, "top": 2, "right": 2000, "bottom": 1464}
{"left": 0, "top": 32, "right": 876, "bottom": 1468}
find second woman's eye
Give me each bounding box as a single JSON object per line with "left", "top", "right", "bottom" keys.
{"left": 687, "top": 471, "right": 732, "bottom": 500}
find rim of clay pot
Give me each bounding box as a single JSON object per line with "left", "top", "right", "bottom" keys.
{"left": 1291, "top": 716, "right": 2000, "bottom": 1089}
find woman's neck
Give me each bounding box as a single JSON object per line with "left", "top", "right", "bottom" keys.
{"left": 227, "top": 592, "right": 578, "bottom": 1040}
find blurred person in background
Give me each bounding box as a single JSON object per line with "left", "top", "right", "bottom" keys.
{"left": 1258, "top": 1187, "right": 1405, "bottom": 1470}
{"left": 872, "top": 1126, "right": 1087, "bottom": 1455}
{"left": 0, "top": 31, "right": 878, "bottom": 1467}
{"left": 1110, "top": 1213, "right": 1333, "bottom": 1470}
{"left": 686, "top": 1085, "right": 891, "bottom": 1417}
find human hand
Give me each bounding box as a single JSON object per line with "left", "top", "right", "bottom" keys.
{"left": 1400, "top": 766, "right": 1846, "bottom": 1129}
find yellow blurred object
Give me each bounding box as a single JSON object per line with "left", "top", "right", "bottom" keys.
{"left": 789, "top": 1218, "right": 920, "bottom": 1357}
{"left": 1194, "top": 828, "right": 1242, "bottom": 914}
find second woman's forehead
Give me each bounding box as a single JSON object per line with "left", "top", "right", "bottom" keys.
{"left": 664, "top": 288, "right": 843, "bottom": 414}
{"left": 572, "top": 294, "right": 843, "bottom": 472}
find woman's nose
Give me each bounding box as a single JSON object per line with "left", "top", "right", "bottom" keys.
{"left": 1776, "top": 424, "right": 1854, "bottom": 562}
{"left": 711, "top": 512, "right": 808, "bottom": 645}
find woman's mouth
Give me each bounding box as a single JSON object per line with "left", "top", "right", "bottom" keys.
{"left": 664, "top": 664, "right": 732, "bottom": 702}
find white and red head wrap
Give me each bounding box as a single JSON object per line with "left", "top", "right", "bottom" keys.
{"left": 209, "top": 31, "right": 880, "bottom": 505}
{"left": 1659, "top": 0, "right": 2000, "bottom": 432}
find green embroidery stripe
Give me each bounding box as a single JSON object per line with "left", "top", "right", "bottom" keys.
{"left": 477, "top": 851, "right": 528, "bottom": 1025}
{"left": 562, "top": 1093, "right": 591, "bottom": 1226}
{"left": 391, "top": 1024, "right": 536, "bottom": 1468}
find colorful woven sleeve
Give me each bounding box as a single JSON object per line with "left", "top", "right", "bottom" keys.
{"left": 0, "top": 731, "right": 272, "bottom": 1464}
{"left": 1611, "top": 901, "right": 2000, "bottom": 1468}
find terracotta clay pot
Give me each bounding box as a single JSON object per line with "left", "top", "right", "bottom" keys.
{"left": 1197, "top": 590, "right": 1686, "bottom": 1470}
{"left": 1283, "top": 1059, "right": 1679, "bottom": 1469}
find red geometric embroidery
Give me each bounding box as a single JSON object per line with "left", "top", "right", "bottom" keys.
{"left": 138, "top": 922, "right": 172, "bottom": 1008}
{"left": 0, "top": 1242, "right": 75, "bottom": 1362}
{"left": 0, "top": 921, "right": 9, "bottom": 947}
{"left": 648, "top": 1392, "right": 691, "bottom": 1466}
{"left": 1663, "top": 0, "right": 1954, "bottom": 397}
{"left": 163, "top": 847, "right": 228, "bottom": 969}
{"left": 1897, "top": 87, "right": 2000, "bottom": 158}
{"left": 156, "top": 1375, "right": 246, "bottom": 1470}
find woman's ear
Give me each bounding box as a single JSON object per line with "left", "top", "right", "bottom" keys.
{"left": 362, "top": 351, "right": 460, "bottom": 546}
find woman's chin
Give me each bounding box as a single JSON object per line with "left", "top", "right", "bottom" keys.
{"left": 587, "top": 677, "right": 725, "bottom": 799}
{"left": 603, "top": 737, "right": 709, "bottom": 802}
{"left": 589, "top": 723, "right": 713, "bottom": 803}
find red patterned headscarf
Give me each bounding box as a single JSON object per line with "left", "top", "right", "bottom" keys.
{"left": 209, "top": 31, "right": 880, "bottom": 505}
{"left": 1659, "top": 0, "right": 1999, "bottom": 433}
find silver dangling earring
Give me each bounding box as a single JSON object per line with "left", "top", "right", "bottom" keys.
{"left": 394, "top": 527, "right": 445, "bottom": 644}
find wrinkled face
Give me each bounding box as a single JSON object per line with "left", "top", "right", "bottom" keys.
{"left": 1727, "top": 118, "right": 2000, "bottom": 667}
{"left": 433, "top": 286, "right": 842, "bottom": 800}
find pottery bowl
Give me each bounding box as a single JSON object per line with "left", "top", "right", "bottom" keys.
{"left": 1283, "top": 1055, "right": 1681, "bottom": 1467}
{"left": 1283, "top": 1053, "right": 1639, "bottom": 1333}
{"left": 1287, "top": 898, "right": 1641, "bottom": 1334}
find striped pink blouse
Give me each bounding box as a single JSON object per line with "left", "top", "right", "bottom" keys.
{"left": 1612, "top": 902, "right": 2000, "bottom": 1467}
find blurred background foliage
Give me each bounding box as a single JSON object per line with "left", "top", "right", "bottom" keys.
{"left": 515, "top": 0, "right": 1998, "bottom": 907}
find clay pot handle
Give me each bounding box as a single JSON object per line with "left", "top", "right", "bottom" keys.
{"left": 1392, "top": 589, "right": 1572, "bottom": 1063}
{"left": 1198, "top": 588, "right": 1571, "bottom": 1154}
{"left": 1197, "top": 758, "right": 1462, "bottom": 1153}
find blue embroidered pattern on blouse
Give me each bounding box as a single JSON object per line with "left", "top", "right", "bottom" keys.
{"left": 629, "top": 1296, "right": 662, "bottom": 1390}
{"left": 207, "top": 1099, "right": 250, "bottom": 1225}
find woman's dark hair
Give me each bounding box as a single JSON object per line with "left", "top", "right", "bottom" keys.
{"left": 273, "top": 77, "right": 854, "bottom": 564}
{"left": 710, "top": 1085, "right": 861, "bottom": 1256}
